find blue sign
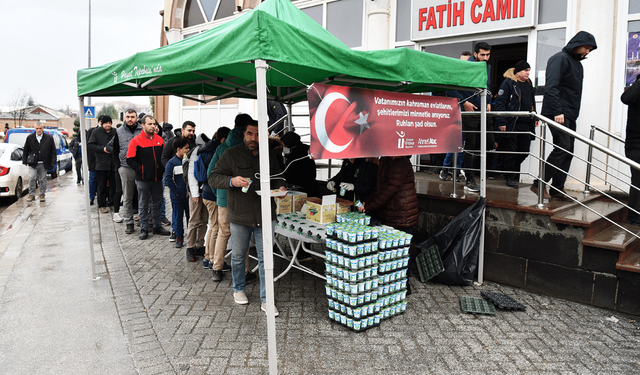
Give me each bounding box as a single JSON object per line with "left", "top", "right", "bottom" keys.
{"left": 84, "top": 106, "right": 96, "bottom": 119}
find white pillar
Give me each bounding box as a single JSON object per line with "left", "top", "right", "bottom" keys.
{"left": 365, "top": 0, "right": 390, "bottom": 50}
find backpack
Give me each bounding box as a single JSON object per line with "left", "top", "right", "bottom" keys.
{"left": 182, "top": 146, "right": 198, "bottom": 187}
{"left": 194, "top": 150, "right": 214, "bottom": 184}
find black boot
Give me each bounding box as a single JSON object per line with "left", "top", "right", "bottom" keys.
{"left": 125, "top": 223, "right": 135, "bottom": 234}
{"left": 139, "top": 229, "right": 148, "bottom": 240}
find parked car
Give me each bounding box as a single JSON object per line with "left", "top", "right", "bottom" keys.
{"left": 4, "top": 128, "right": 73, "bottom": 178}
{"left": 0, "top": 143, "right": 29, "bottom": 200}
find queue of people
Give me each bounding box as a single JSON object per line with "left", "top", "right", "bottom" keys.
{"left": 74, "top": 29, "right": 638, "bottom": 317}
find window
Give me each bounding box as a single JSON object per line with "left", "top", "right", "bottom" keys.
{"left": 631, "top": 0, "right": 640, "bottom": 14}
{"left": 396, "top": 0, "right": 411, "bottom": 42}
{"left": 302, "top": 5, "right": 322, "bottom": 26}
{"left": 184, "top": 0, "right": 206, "bottom": 28}
{"left": 213, "top": 0, "right": 235, "bottom": 20}
{"left": 538, "top": 0, "right": 568, "bottom": 24}
{"left": 327, "top": 0, "right": 363, "bottom": 48}
{"left": 184, "top": 0, "right": 236, "bottom": 28}
{"left": 10, "top": 148, "right": 22, "bottom": 161}
{"left": 535, "top": 28, "right": 566, "bottom": 91}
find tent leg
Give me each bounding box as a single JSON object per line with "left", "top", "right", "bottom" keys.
{"left": 78, "top": 97, "right": 99, "bottom": 281}
{"left": 255, "top": 59, "right": 278, "bottom": 375}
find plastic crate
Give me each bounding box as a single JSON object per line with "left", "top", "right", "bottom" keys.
{"left": 481, "top": 291, "right": 526, "bottom": 311}
{"left": 415, "top": 244, "right": 444, "bottom": 283}
{"left": 460, "top": 296, "right": 496, "bottom": 315}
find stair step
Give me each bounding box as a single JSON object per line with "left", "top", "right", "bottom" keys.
{"left": 617, "top": 249, "right": 640, "bottom": 273}
{"left": 582, "top": 222, "right": 640, "bottom": 252}
{"left": 551, "top": 200, "right": 625, "bottom": 228}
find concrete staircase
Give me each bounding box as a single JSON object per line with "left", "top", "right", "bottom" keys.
{"left": 413, "top": 175, "right": 640, "bottom": 317}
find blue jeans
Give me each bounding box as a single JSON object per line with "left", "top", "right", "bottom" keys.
{"left": 161, "top": 180, "right": 167, "bottom": 219}
{"left": 443, "top": 135, "right": 464, "bottom": 172}
{"left": 171, "top": 201, "right": 189, "bottom": 239}
{"left": 229, "top": 222, "right": 274, "bottom": 303}
{"left": 136, "top": 180, "right": 163, "bottom": 231}
{"left": 89, "top": 170, "right": 97, "bottom": 200}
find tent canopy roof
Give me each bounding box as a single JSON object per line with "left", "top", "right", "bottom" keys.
{"left": 77, "top": 0, "right": 487, "bottom": 103}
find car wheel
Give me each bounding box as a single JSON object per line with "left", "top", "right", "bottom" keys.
{"left": 50, "top": 162, "right": 59, "bottom": 179}
{"left": 65, "top": 160, "right": 73, "bottom": 172}
{"left": 14, "top": 178, "right": 23, "bottom": 199}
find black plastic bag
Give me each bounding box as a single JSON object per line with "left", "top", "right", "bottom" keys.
{"left": 417, "top": 197, "right": 485, "bottom": 286}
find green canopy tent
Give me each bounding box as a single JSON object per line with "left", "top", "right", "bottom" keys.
{"left": 77, "top": 0, "right": 487, "bottom": 373}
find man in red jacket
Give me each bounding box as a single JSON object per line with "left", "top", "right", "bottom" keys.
{"left": 126, "top": 115, "right": 171, "bottom": 240}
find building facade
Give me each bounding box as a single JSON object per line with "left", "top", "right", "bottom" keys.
{"left": 159, "top": 0, "right": 639, "bottom": 190}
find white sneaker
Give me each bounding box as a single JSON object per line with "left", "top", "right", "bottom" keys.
{"left": 233, "top": 291, "right": 248, "bottom": 305}
{"left": 261, "top": 302, "right": 279, "bottom": 317}
{"left": 113, "top": 213, "right": 123, "bottom": 223}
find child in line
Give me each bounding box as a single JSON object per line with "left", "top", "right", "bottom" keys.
{"left": 164, "top": 137, "right": 190, "bottom": 248}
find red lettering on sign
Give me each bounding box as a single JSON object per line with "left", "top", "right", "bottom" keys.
{"left": 512, "top": 0, "right": 518, "bottom": 17}
{"left": 470, "top": 0, "right": 483, "bottom": 23}
{"left": 496, "top": 0, "right": 511, "bottom": 20}
{"left": 520, "top": 0, "right": 525, "bottom": 17}
{"left": 426, "top": 7, "right": 438, "bottom": 30}
{"left": 483, "top": 0, "right": 495, "bottom": 22}
{"left": 436, "top": 4, "right": 447, "bottom": 28}
{"left": 452, "top": 1, "right": 464, "bottom": 26}
{"left": 447, "top": 0, "right": 452, "bottom": 27}
{"left": 418, "top": 8, "right": 427, "bottom": 31}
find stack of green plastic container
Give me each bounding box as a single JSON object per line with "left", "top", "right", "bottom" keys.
{"left": 324, "top": 212, "right": 410, "bottom": 331}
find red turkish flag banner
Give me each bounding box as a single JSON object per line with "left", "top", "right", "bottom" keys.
{"left": 308, "top": 83, "right": 462, "bottom": 159}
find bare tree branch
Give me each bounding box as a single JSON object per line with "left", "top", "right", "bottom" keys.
{"left": 9, "top": 90, "right": 31, "bottom": 128}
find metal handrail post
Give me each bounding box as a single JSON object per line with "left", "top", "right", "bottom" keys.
{"left": 536, "top": 123, "right": 547, "bottom": 208}
{"left": 476, "top": 89, "right": 487, "bottom": 286}
{"left": 450, "top": 152, "right": 459, "bottom": 198}
{"left": 584, "top": 125, "right": 595, "bottom": 195}
{"left": 287, "top": 101, "right": 293, "bottom": 132}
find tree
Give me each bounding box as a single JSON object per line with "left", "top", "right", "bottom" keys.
{"left": 97, "top": 104, "right": 119, "bottom": 120}
{"left": 73, "top": 118, "right": 80, "bottom": 138}
{"left": 149, "top": 96, "right": 155, "bottom": 117}
{"left": 27, "top": 96, "right": 35, "bottom": 106}
{"left": 9, "top": 90, "right": 31, "bottom": 128}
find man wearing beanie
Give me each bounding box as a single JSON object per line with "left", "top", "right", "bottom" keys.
{"left": 533, "top": 31, "right": 597, "bottom": 199}
{"left": 495, "top": 60, "right": 538, "bottom": 188}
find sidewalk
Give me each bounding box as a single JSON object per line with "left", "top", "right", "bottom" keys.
{"left": 0, "top": 171, "right": 639, "bottom": 374}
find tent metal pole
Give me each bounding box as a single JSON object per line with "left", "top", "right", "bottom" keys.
{"left": 477, "top": 89, "right": 487, "bottom": 286}
{"left": 255, "top": 59, "right": 278, "bottom": 375}
{"left": 78, "top": 97, "right": 99, "bottom": 281}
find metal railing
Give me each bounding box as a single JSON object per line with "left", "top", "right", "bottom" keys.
{"left": 425, "top": 111, "right": 640, "bottom": 241}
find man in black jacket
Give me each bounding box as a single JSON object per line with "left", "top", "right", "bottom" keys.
{"left": 88, "top": 115, "right": 116, "bottom": 213}
{"left": 126, "top": 115, "right": 171, "bottom": 240}
{"left": 161, "top": 121, "right": 196, "bottom": 167}
{"left": 449, "top": 42, "right": 493, "bottom": 193}
{"left": 22, "top": 122, "right": 56, "bottom": 202}
{"left": 495, "top": 61, "right": 538, "bottom": 189}
{"left": 533, "top": 31, "right": 597, "bottom": 199}
{"left": 622, "top": 75, "right": 640, "bottom": 225}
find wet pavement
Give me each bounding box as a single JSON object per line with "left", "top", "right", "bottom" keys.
{"left": 0, "top": 171, "right": 639, "bottom": 374}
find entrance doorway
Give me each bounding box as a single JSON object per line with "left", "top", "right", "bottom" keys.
{"left": 489, "top": 42, "right": 528, "bottom": 92}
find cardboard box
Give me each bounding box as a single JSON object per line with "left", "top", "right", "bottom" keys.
{"left": 336, "top": 198, "right": 353, "bottom": 214}
{"left": 306, "top": 195, "right": 336, "bottom": 224}
{"left": 288, "top": 191, "right": 308, "bottom": 212}
{"left": 274, "top": 194, "right": 292, "bottom": 214}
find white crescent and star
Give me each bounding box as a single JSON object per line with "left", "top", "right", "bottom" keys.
{"left": 315, "top": 92, "right": 370, "bottom": 153}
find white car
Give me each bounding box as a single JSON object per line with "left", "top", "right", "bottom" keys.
{"left": 0, "top": 143, "right": 29, "bottom": 199}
